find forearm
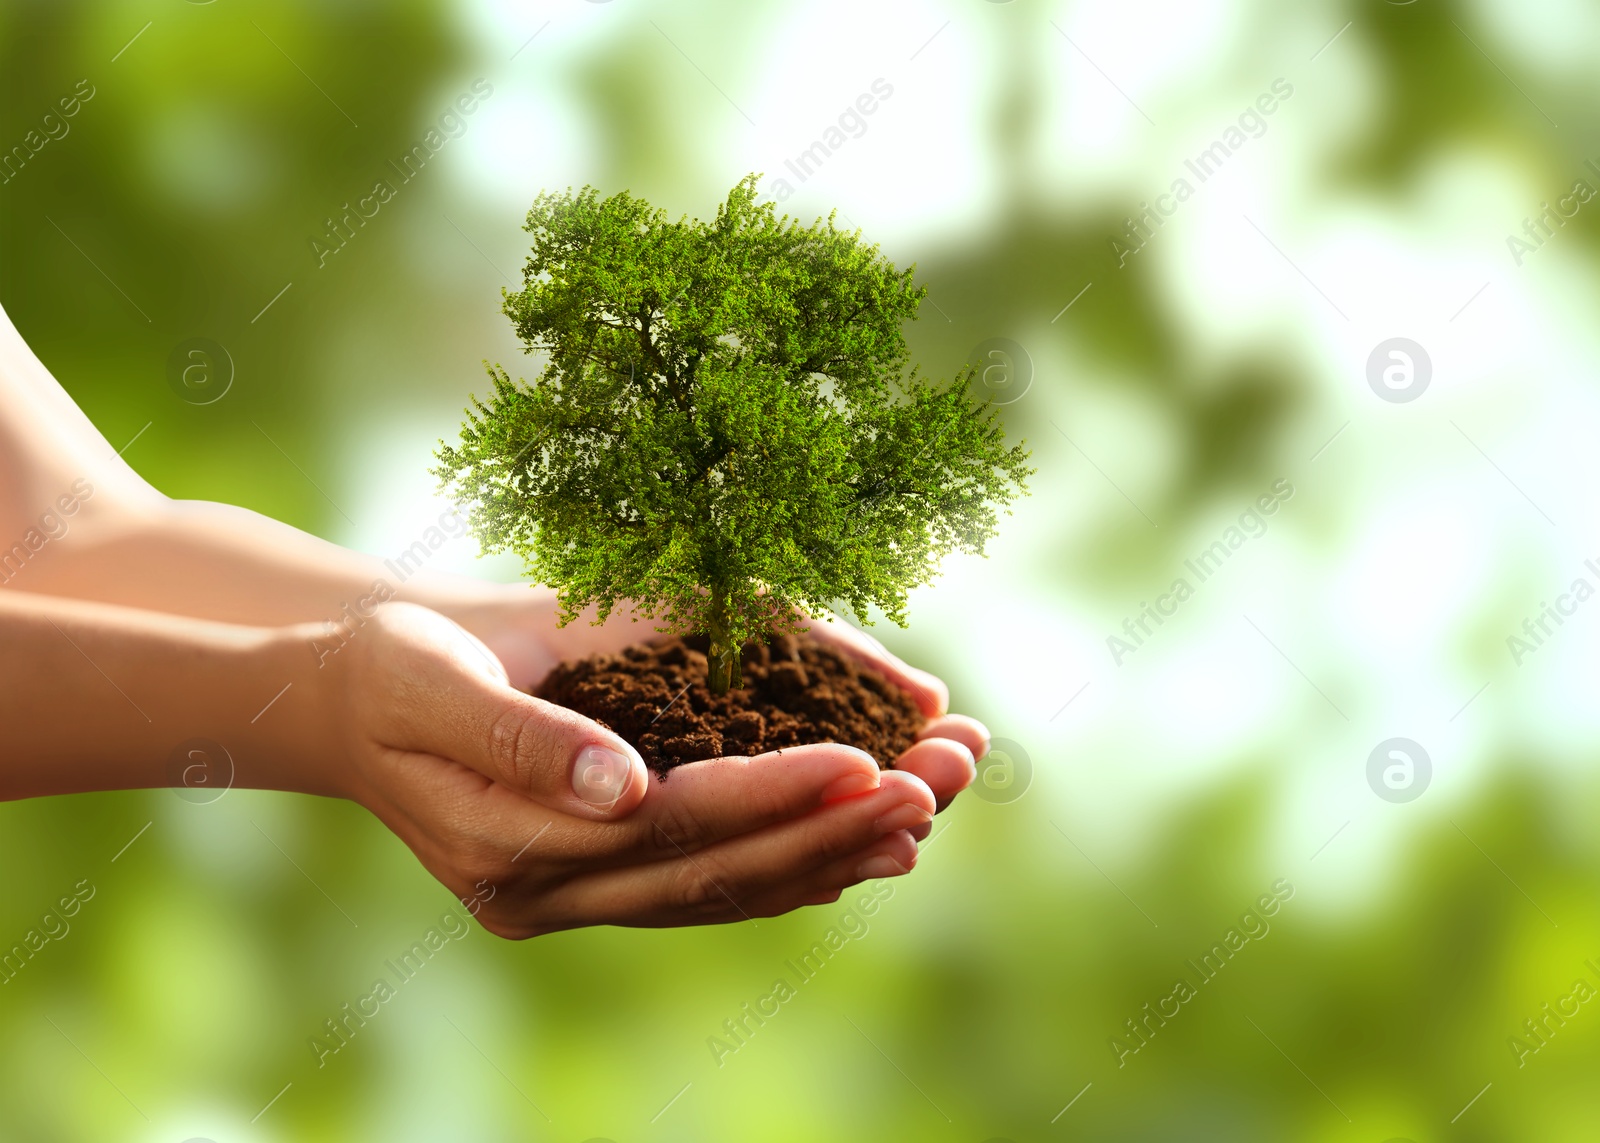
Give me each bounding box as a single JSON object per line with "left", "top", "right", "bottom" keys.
{"left": 8, "top": 493, "right": 529, "bottom": 630}
{"left": 0, "top": 305, "right": 532, "bottom": 633}
{"left": 0, "top": 590, "right": 344, "bottom": 801}
{"left": 7, "top": 493, "right": 664, "bottom": 686}
{"left": 0, "top": 304, "right": 635, "bottom": 671}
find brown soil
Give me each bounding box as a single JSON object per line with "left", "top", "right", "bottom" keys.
{"left": 535, "top": 632, "right": 926, "bottom": 774}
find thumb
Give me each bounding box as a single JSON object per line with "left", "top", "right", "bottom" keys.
{"left": 371, "top": 603, "right": 649, "bottom": 819}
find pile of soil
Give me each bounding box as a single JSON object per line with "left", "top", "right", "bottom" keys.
{"left": 536, "top": 632, "right": 926, "bottom": 774}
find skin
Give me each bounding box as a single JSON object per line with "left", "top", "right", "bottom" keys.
{"left": 0, "top": 304, "right": 987, "bottom": 937}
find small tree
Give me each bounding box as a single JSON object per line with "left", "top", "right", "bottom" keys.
{"left": 435, "top": 176, "right": 1032, "bottom": 694}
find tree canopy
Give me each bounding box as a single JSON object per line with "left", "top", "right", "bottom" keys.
{"left": 435, "top": 175, "right": 1031, "bottom": 691}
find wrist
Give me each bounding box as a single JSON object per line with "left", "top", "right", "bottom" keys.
{"left": 0, "top": 593, "right": 356, "bottom": 802}
{"left": 229, "top": 621, "right": 361, "bottom": 801}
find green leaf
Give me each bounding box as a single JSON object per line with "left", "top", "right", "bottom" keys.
{"left": 434, "top": 175, "right": 1033, "bottom": 673}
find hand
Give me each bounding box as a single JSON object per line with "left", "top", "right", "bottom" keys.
{"left": 460, "top": 594, "right": 989, "bottom": 830}
{"left": 331, "top": 603, "right": 940, "bottom": 938}
{"left": 800, "top": 615, "right": 989, "bottom": 823}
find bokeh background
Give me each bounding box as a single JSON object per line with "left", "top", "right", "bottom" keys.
{"left": 5, "top": 0, "right": 1600, "bottom": 1139}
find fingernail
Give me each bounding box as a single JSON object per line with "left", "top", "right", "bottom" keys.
{"left": 821, "top": 771, "right": 879, "bottom": 802}
{"left": 874, "top": 803, "right": 933, "bottom": 834}
{"left": 856, "top": 854, "right": 908, "bottom": 880}
{"left": 572, "top": 745, "right": 635, "bottom": 806}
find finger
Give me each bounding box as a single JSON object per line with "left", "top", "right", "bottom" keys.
{"left": 351, "top": 744, "right": 521, "bottom": 907}
{"left": 741, "top": 830, "right": 921, "bottom": 916}
{"left": 801, "top": 617, "right": 949, "bottom": 718}
{"left": 889, "top": 737, "right": 976, "bottom": 813}
{"left": 374, "top": 602, "right": 648, "bottom": 820}
{"left": 729, "top": 824, "right": 922, "bottom": 919}
{"left": 473, "top": 628, "right": 559, "bottom": 694}
{"left": 616, "top": 830, "right": 921, "bottom": 925}
{"left": 916, "top": 713, "right": 990, "bottom": 760}
{"left": 366, "top": 742, "right": 903, "bottom": 901}
{"left": 799, "top": 888, "right": 844, "bottom": 907}
{"left": 452, "top": 624, "right": 512, "bottom": 685}
{"left": 534, "top": 770, "right": 935, "bottom": 929}
{"left": 623, "top": 743, "right": 886, "bottom": 856}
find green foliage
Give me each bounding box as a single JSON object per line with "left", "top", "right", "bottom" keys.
{"left": 435, "top": 175, "right": 1031, "bottom": 688}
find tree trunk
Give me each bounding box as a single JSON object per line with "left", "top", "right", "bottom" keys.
{"left": 706, "top": 588, "right": 741, "bottom": 695}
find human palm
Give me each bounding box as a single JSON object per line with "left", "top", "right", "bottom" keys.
{"left": 338, "top": 603, "right": 980, "bottom": 937}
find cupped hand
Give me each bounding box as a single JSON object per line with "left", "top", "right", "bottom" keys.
{"left": 798, "top": 614, "right": 989, "bottom": 823}
{"left": 464, "top": 592, "right": 989, "bottom": 827}
{"left": 331, "top": 603, "right": 939, "bottom": 938}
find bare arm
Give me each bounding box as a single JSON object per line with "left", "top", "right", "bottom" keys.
{"left": 0, "top": 303, "right": 975, "bottom": 935}
{"left": 0, "top": 590, "right": 935, "bottom": 936}
{"left": 0, "top": 589, "right": 336, "bottom": 800}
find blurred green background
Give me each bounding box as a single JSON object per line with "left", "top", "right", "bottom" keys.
{"left": 5, "top": 1, "right": 1600, "bottom": 1140}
